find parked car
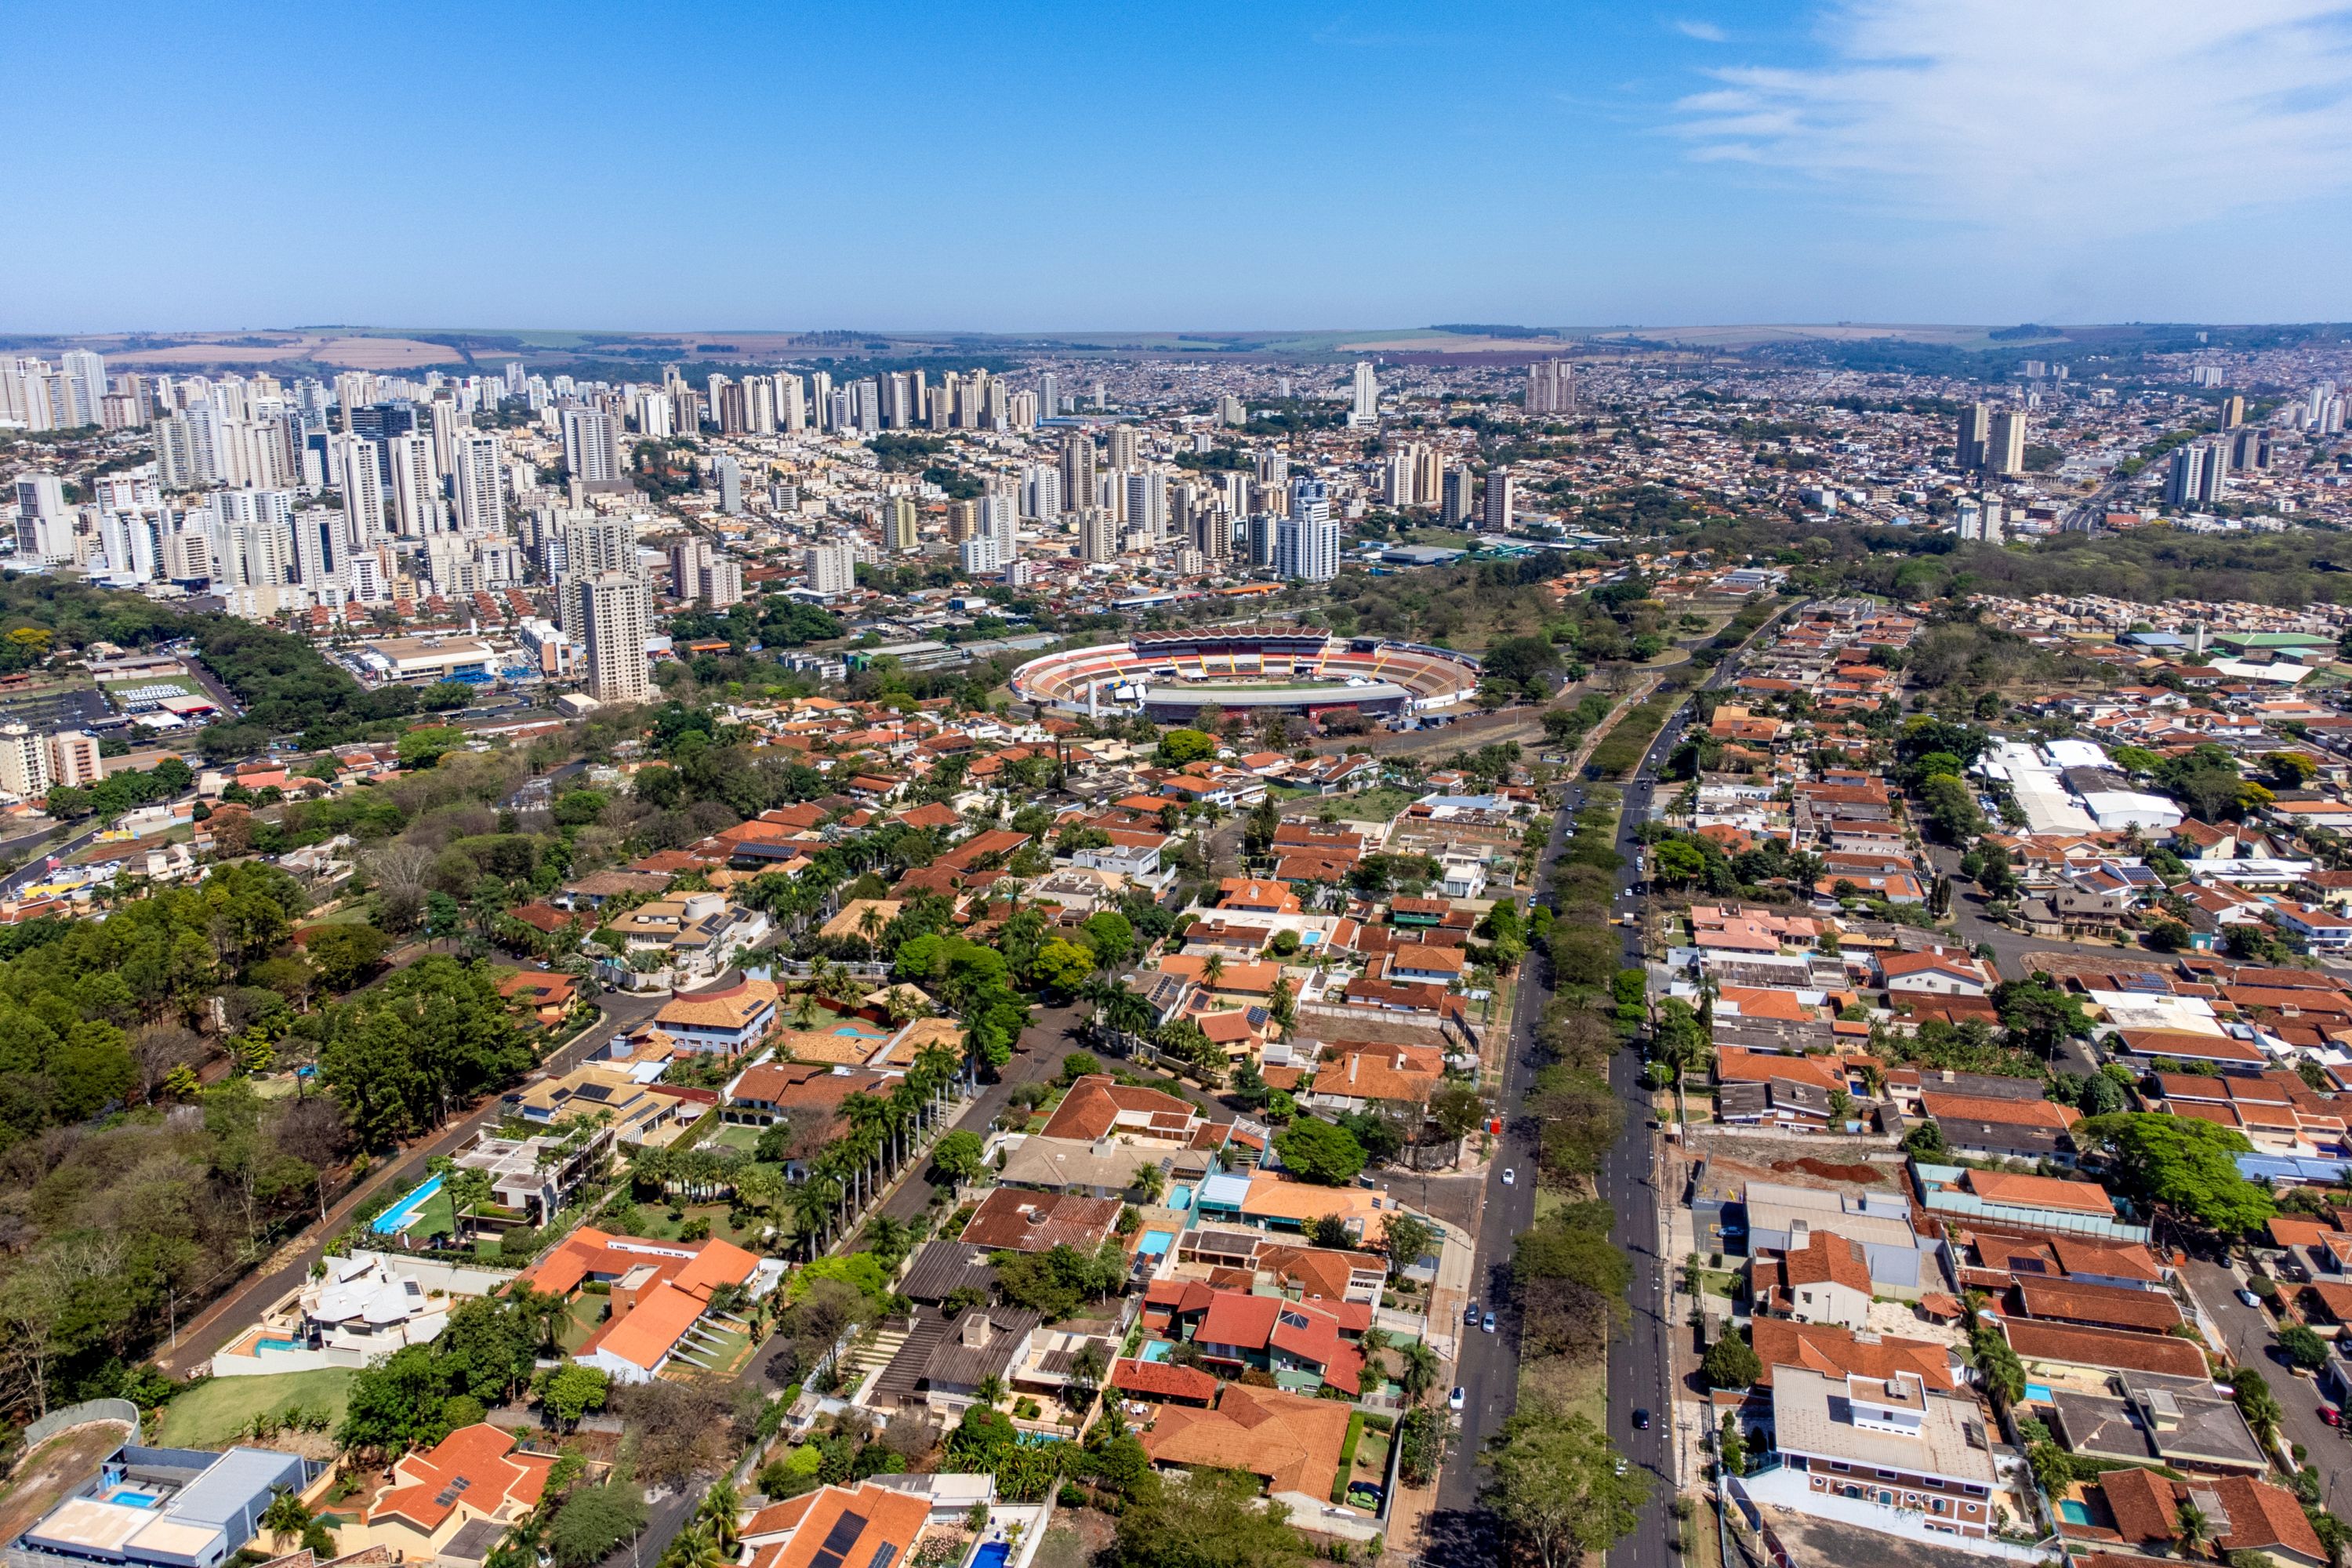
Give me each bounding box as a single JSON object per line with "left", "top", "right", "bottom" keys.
{"left": 1632, "top": 1408, "right": 1652, "bottom": 1430}
{"left": 1501, "top": 1168, "right": 1515, "bottom": 1186}
{"left": 1449, "top": 1387, "right": 1466, "bottom": 1411}
{"left": 2321, "top": 1405, "right": 2343, "bottom": 1428}
{"left": 1465, "top": 1301, "right": 1480, "bottom": 1324}
{"left": 1482, "top": 1311, "right": 1497, "bottom": 1334}
{"left": 2239, "top": 1289, "right": 2265, "bottom": 1309}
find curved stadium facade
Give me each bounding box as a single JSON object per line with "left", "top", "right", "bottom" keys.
{"left": 1010, "top": 629, "right": 1482, "bottom": 724}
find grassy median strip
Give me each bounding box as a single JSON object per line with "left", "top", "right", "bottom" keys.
{"left": 1587, "top": 688, "right": 1685, "bottom": 779}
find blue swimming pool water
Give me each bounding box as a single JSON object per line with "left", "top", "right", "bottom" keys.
{"left": 1139, "top": 1341, "right": 1173, "bottom": 1363}
{"left": 971, "top": 1544, "right": 1011, "bottom": 1568}
{"left": 2023, "top": 1382, "right": 2055, "bottom": 1403}
{"left": 1166, "top": 1184, "right": 1193, "bottom": 1210}
{"left": 831, "top": 1023, "right": 887, "bottom": 1038}
{"left": 2058, "top": 1501, "right": 2092, "bottom": 1526}
{"left": 106, "top": 1490, "right": 160, "bottom": 1508}
{"left": 371, "top": 1174, "right": 442, "bottom": 1235}
{"left": 1138, "top": 1231, "right": 1174, "bottom": 1257}
{"left": 257, "top": 1337, "right": 307, "bottom": 1353}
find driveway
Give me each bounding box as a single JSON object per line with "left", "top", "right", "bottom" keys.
{"left": 2181, "top": 1257, "right": 2352, "bottom": 1518}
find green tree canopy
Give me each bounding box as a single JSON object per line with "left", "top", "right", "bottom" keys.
{"left": 1272, "top": 1117, "right": 1367, "bottom": 1185}
{"left": 2073, "top": 1112, "right": 2273, "bottom": 1235}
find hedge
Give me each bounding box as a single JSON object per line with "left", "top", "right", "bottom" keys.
{"left": 1330, "top": 1410, "right": 1367, "bottom": 1502}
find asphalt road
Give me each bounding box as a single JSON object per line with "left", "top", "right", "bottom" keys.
{"left": 1423, "top": 771, "right": 1574, "bottom": 1563}
{"left": 2180, "top": 1257, "right": 2352, "bottom": 1519}
{"left": 1423, "top": 610, "right": 1783, "bottom": 1568}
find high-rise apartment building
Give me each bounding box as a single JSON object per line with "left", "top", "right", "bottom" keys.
{"left": 1483, "top": 468, "right": 1515, "bottom": 532}
{"left": 1079, "top": 509, "right": 1117, "bottom": 563}
{"left": 1108, "top": 426, "right": 1141, "bottom": 471}
{"left": 48, "top": 730, "right": 103, "bottom": 789}
{"left": 2165, "top": 443, "right": 2227, "bottom": 507}
{"left": 1037, "top": 372, "right": 1060, "bottom": 420}
{"left": 1277, "top": 480, "right": 1338, "bottom": 581}
{"left": 1986, "top": 409, "right": 2027, "bottom": 477}
{"left": 1525, "top": 359, "right": 1575, "bottom": 416}
{"left": 947, "top": 499, "right": 978, "bottom": 543}
{"left": 387, "top": 434, "right": 442, "bottom": 535}
{"left": 1955, "top": 403, "right": 1991, "bottom": 471}
{"left": 1440, "top": 466, "right": 1477, "bottom": 527}
{"left": 575, "top": 571, "right": 652, "bottom": 704}
{"left": 1349, "top": 362, "right": 1379, "bottom": 427}
{"left": 805, "top": 540, "right": 857, "bottom": 597}
{"left": 451, "top": 430, "right": 503, "bottom": 535}
{"left": 0, "top": 723, "right": 52, "bottom": 800}
{"left": 881, "top": 495, "right": 919, "bottom": 554}
{"left": 1060, "top": 434, "right": 1095, "bottom": 522}
{"left": 560, "top": 405, "right": 621, "bottom": 487}
{"left": 2219, "top": 395, "right": 2246, "bottom": 430}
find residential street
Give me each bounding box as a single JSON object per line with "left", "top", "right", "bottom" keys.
{"left": 2180, "top": 1257, "right": 2352, "bottom": 1519}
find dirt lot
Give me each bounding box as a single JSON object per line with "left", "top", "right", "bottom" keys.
{"left": 0, "top": 1420, "right": 136, "bottom": 1543}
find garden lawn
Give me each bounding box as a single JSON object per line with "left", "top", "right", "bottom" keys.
{"left": 156, "top": 1369, "right": 355, "bottom": 1448}
{"left": 1324, "top": 786, "right": 1414, "bottom": 823}
{"left": 710, "top": 1123, "right": 766, "bottom": 1154}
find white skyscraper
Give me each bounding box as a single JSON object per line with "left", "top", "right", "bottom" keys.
{"left": 981, "top": 491, "right": 1018, "bottom": 559}
{"left": 332, "top": 435, "right": 386, "bottom": 538}
{"left": 451, "top": 430, "right": 504, "bottom": 535}
{"left": 1348, "top": 362, "right": 1379, "bottom": 427}
{"left": 575, "top": 570, "right": 652, "bottom": 703}
{"left": 1038, "top": 372, "right": 1060, "bottom": 420}
{"left": 805, "top": 540, "right": 857, "bottom": 597}
{"left": 60, "top": 351, "right": 107, "bottom": 425}
{"left": 387, "top": 434, "right": 443, "bottom": 535}
{"left": 560, "top": 405, "right": 620, "bottom": 486}
{"left": 1123, "top": 469, "right": 1167, "bottom": 538}
{"left": 1483, "top": 468, "right": 1515, "bottom": 532}
{"left": 713, "top": 455, "right": 743, "bottom": 515}
{"left": 1276, "top": 480, "right": 1339, "bottom": 580}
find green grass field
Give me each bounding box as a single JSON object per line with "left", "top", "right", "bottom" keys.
{"left": 156, "top": 1369, "right": 355, "bottom": 1447}
{"left": 1323, "top": 786, "right": 1415, "bottom": 822}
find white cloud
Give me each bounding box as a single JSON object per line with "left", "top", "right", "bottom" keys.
{"left": 1675, "top": 19, "right": 1729, "bottom": 41}
{"left": 1671, "top": 1, "right": 2352, "bottom": 232}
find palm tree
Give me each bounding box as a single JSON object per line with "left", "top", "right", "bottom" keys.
{"left": 259, "top": 1489, "right": 310, "bottom": 1552}
{"left": 792, "top": 992, "right": 820, "bottom": 1031}
{"left": 858, "top": 902, "right": 887, "bottom": 963}
{"left": 1131, "top": 1163, "right": 1167, "bottom": 1204}
{"left": 696, "top": 1481, "right": 741, "bottom": 1555}
{"left": 975, "top": 1373, "right": 1007, "bottom": 1410}
{"left": 1398, "top": 1340, "right": 1440, "bottom": 1406}
{"left": 1201, "top": 952, "right": 1225, "bottom": 991}
{"left": 2172, "top": 1501, "right": 2211, "bottom": 1559}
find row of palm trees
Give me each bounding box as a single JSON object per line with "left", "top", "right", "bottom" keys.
{"left": 782, "top": 1041, "right": 967, "bottom": 1259}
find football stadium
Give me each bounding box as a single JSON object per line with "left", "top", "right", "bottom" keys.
{"left": 1010, "top": 628, "right": 1483, "bottom": 724}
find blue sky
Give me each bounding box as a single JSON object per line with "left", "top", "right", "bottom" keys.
{"left": 12, "top": 0, "right": 2352, "bottom": 332}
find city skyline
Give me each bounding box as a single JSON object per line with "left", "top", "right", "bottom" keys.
{"left": 11, "top": 2, "right": 2352, "bottom": 332}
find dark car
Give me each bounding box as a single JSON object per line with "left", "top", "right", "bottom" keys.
{"left": 1632, "top": 1408, "right": 1651, "bottom": 1430}
{"left": 1465, "top": 1301, "right": 1480, "bottom": 1324}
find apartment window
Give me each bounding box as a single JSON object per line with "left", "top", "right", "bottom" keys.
{"left": 1828, "top": 1461, "right": 1849, "bottom": 1472}
{"left": 1963, "top": 1484, "right": 1987, "bottom": 1497}
{"left": 1965, "top": 1504, "right": 1980, "bottom": 1515}
{"left": 1933, "top": 1500, "right": 1947, "bottom": 1515}
{"left": 1876, "top": 1469, "right": 1897, "bottom": 1480}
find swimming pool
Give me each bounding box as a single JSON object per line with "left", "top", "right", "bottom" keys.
{"left": 831, "top": 1023, "right": 887, "bottom": 1038}
{"left": 971, "top": 1544, "right": 1011, "bottom": 1568}
{"left": 2058, "top": 1501, "right": 2092, "bottom": 1526}
{"left": 1166, "top": 1184, "right": 1193, "bottom": 1210}
{"left": 1139, "top": 1341, "right": 1174, "bottom": 1363}
{"left": 103, "top": 1490, "right": 161, "bottom": 1509}
{"left": 2023, "top": 1382, "right": 2055, "bottom": 1403}
{"left": 257, "top": 1336, "right": 307, "bottom": 1353}
{"left": 1138, "top": 1231, "right": 1174, "bottom": 1258}
{"left": 370, "top": 1174, "right": 442, "bottom": 1235}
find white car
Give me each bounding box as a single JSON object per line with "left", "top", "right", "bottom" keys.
{"left": 1501, "top": 1168, "right": 1515, "bottom": 1186}
{"left": 1449, "top": 1386, "right": 1466, "bottom": 1411}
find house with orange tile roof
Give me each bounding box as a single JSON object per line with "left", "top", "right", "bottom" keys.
{"left": 1139, "top": 1382, "right": 1356, "bottom": 1507}
{"left": 738, "top": 1482, "right": 935, "bottom": 1568}
{"left": 515, "top": 1228, "right": 778, "bottom": 1384}
{"left": 650, "top": 975, "right": 780, "bottom": 1054}
{"left": 1751, "top": 1229, "right": 1874, "bottom": 1329}
{"left": 348, "top": 1425, "right": 557, "bottom": 1559}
